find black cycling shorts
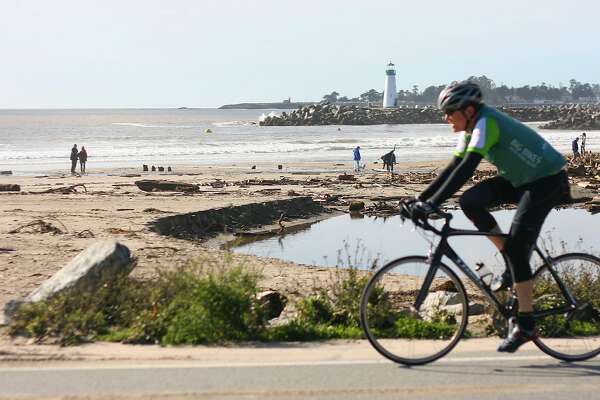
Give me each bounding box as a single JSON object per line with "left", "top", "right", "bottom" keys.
{"left": 459, "top": 170, "right": 570, "bottom": 283}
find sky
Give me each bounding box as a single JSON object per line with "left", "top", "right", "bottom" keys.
{"left": 1, "top": 0, "right": 599, "bottom": 108}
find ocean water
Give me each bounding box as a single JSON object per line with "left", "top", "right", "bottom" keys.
{"left": 0, "top": 108, "right": 596, "bottom": 174}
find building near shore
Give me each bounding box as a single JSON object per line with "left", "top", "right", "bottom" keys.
{"left": 383, "top": 61, "right": 397, "bottom": 108}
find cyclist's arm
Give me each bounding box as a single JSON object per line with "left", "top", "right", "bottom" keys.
{"left": 418, "top": 156, "right": 462, "bottom": 201}
{"left": 427, "top": 152, "right": 483, "bottom": 207}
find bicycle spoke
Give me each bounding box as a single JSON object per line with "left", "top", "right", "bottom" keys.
{"left": 360, "top": 256, "right": 468, "bottom": 365}
{"left": 532, "top": 253, "right": 600, "bottom": 361}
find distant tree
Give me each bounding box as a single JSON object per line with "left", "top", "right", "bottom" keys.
{"left": 420, "top": 85, "right": 445, "bottom": 103}
{"left": 468, "top": 75, "right": 496, "bottom": 103}
{"left": 350, "top": 78, "right": 600, "bottom": 105}
{"left": 532, "top": 82, "right": 549, "bottom": 99}
{"left": 569, "top": 79, "right": 579, "bottom": 93}
{"left": 396, "top": 89, "right": 412, "bottom": 101}
{"left": 411, "top": 85, "right": 420, "bottom": 97}
{"left": 337, "top": 96, "right": 349, "bottom": 102}
{"left": 516, "top": 85, "right": 534, "bottom": 102}
{"left": 322, "top": 91, "right": 340, "bottom": 103}
{"left": 360, "top": 89, "right": 382, "bottom": 103}
{"left": 592, "top": 84, "right": 600, "bottom": 99}
{"left": 494, "top": 85, "right": 511, "bottom": 103}
{"left": 572, "top": 82, "right": 595, "bottom": 100}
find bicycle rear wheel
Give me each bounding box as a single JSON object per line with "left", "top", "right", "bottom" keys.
{"left": 532, "top": 252, "right": 600, "bottom": 361}
{"left": 360, "top": 256, "right": 468, "bottom": 365}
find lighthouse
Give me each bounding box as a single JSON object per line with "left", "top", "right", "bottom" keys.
{"left": 383, "top": 61, "right": 397, "bottom": 108}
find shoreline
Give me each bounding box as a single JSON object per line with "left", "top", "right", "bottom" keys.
{"left": 0, "top": 159, "right": 450, "bottom": 177}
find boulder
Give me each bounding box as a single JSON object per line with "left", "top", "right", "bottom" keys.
{"left": 423, "top": 291, "right": 462, "bottom": 308}
{"left": 257, "top": 290, "right": 287, "bottom": 320}
{"left": 1, "top": 240, "right": 133, "bottom": 325}
{"left": 26, "top": 240, "right": 133, "bottom": 303}
{"left": 421, "top": 291, "right": 485, "bottom": 317}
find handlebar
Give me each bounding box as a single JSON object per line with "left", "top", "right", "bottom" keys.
{"left": 399, "top": 199, "right": 452, "bottom": 235}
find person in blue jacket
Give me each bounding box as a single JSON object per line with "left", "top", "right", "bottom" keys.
{"left": 353, "top": 146, "right": 361, "bottom": 172}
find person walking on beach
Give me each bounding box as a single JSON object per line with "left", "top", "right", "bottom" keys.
{"left": 79, "top": 146, "right": 88, "bottom": 174}
{"left": 409, "top": 81, "right": 569, "bottom": 353}
{"left": 381, "top": 145, "right": 397, "bottom": 173}
{"left": 572, "top": 136, "right": 580, "bottom": 159}
{"left": 353, "top": 146, "right": 361, "bottom": 172}
{"left": 580, "top": 132, "right": 587, "bottom": 156}
{"left": 70, "top": 144, "right": 79, "bottom": 174}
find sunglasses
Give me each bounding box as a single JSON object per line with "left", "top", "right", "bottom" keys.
{"left": 443, "top": 107, "right": 464, "bottom": 117}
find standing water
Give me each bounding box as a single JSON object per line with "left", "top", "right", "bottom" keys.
{"left": 232, "top": 208, "right": 599, "bottom": 275}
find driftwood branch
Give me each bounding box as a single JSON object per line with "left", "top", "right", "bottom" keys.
{"left": 8, "top": 219, "right": 67, "bottom": 234}
{"left": 36, "top": 184, "right": 87, "bottom": 194}
{"left": 74, "top": 229, "right": 95, "bottom": 238}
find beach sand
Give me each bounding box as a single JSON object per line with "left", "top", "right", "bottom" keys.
{"left": 0, "top": 160, "right": 458, "bottom": 310}
{"left": 0, "top": 157, "right": 596, "bottom": 361}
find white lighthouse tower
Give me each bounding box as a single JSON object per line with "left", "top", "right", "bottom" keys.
{"left": 383, "top": 61, "right": 397, "bottom": 108}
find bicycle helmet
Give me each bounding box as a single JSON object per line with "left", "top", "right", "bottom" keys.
{"left": 437, "top": 81, "right": 483, "bottom": 113}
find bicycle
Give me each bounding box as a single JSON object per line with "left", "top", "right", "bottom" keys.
{"left": 359, "top": 201, "right": 600, "bottom": 365}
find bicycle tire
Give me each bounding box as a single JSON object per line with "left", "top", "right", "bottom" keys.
{"left": 532, "top": 252, "right": 600, "bottom": 362}
{"left": 360, "top": 256, "right": 469, "bottom": 365}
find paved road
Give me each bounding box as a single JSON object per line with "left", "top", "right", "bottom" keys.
{"left": 1, "top": 342, "right": 599, "bottom": 399}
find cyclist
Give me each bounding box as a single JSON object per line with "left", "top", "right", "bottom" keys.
{"left": 409, "top": 81, "right": 570, "bottom": 353}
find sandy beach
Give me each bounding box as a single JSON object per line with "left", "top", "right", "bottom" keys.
{"left": 0, "top": 157, "right": 595, "bottom": 346}
{"left": 0, "top": 160, "right": 457, "bottom": 310}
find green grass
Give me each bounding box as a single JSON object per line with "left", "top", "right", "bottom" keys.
{"left": 6, "top": 256, "right": 503, "bottom": 345}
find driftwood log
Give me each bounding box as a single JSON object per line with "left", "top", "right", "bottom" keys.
{"left": 134, "top": 180, "right": 199, "bottom": 192}
{"left": 0, "top": 184, "right": 20, "bottom": 192}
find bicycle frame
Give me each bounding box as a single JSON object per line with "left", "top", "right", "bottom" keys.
{"left": 413, "top": 213, "right": 578, "bottom": 322}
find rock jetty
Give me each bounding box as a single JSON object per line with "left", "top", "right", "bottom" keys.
{"left": 259, "top": 103, "right": 600, "bottom": 129}
{"left": 539, "top": 104, "right": 600, "bottom": 130}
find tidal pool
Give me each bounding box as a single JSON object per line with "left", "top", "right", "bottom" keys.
{"left": 232, "top": 208, "right": 599, "bottom": 274}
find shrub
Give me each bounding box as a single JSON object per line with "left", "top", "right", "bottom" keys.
{"left": 9, "top": 260, "right": 267, "bottom": 345}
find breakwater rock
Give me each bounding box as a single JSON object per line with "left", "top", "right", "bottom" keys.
{"left": 539, "top": 104, "right": 600, "bottom": 130}
{"left": 259, "top": 103, "right": 599, "bottom": 129}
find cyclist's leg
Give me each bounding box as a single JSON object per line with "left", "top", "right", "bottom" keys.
{"left": 459, "top": 176, "right": 517, "bottom": 250}
{"left": 505, "top": 171, "right": 570, "bottom": 303}
{"left": 499, "top": 171, "right": 570, "bottom": 352}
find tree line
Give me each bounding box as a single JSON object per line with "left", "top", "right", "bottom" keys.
{"left": 321, "top": 76, "right": 600, "bottom": 105}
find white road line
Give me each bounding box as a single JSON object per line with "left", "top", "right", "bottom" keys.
{"left": 0, "top": 354, "right": 558, "bottom": 372}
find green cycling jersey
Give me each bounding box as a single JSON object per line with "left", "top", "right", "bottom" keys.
{"left": 454, "top": 105, "right": 566, "bottom": 187}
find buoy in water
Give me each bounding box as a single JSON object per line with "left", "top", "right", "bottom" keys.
{"left": 204, "top": 128, "right": 213, "bottom": 133}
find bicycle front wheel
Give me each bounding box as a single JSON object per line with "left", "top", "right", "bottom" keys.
{"left": 360, "top": 256, "right": 468, "bottom": 365}
{"left": 533, "top": 252, "right": 600, "bottom": 361}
